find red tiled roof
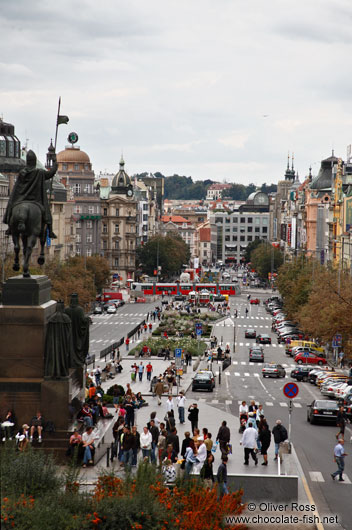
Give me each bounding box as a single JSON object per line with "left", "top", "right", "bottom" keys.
{"left": 199, "top": 227, "right": 211, "bottom": 242}
{"left": 161, "top": 215, "right": 190, "bottom": 224}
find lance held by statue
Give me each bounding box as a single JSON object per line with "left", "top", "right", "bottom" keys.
{"left": 3, "top": 149, "right": 58, "bottom": 277}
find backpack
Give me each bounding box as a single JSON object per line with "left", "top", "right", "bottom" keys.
{"left": 280, "top": 426, "right": 288, "bottom": 442}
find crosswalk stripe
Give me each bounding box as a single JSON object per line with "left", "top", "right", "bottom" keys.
{"left": 225, "top": 400, "right": 232, "bottom": 404}
{"left": 233, "top": 361, "right": 238, "bottom": 365}
{"left": 293, "top": 403, "right": 302, "bottom": 408}
{"left": 280, "top": 402, "right": 288, "bottom": 407}
{"left": 254, "top": 373, "right": 259, "bottom": 377}
{"left": 225, "top": 371, "right": 231, "bottom": 376}
{"left": 272, "top": 344, "right": 276, "bottom": 348}
{"left": 234, "top": 372, "right": 240, "bottom": 376}
{"left": 244, "top": 372, "right": 250, "bottom": 377}
{"left": 211, "top": 399, "right": 219, "bottom": 404}
{"left": 309, "top": 472, "right": 324, "bottom": 482}
{"left": 265, "top": 402, "right": 274, "bottom": 406}
{"left": 342, "top": 474, "right": 351, "bottom": 484}
{"left": 241, "top": 361, "right": 246, "bottom": 365}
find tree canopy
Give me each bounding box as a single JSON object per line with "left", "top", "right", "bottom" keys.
{"left": 250, "top": 242, "right": 284, "bottom": 279}
{"left": 136, "top": 234, "right": 190, "bottom": 278}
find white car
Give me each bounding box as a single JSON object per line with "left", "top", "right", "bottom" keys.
{"left": 106, "top": 305, "right": 117, "bottom": 314}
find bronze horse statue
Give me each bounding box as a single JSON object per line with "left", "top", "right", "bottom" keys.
{"left": 3, "top": 150, "right": 58, "bottom": 278}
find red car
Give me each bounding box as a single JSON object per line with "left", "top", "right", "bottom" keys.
{"left": 294, "top": 352, "right": 327, "bottom": 366}
{"left": 250, "top": 298, "right": 260, "bottom": 305}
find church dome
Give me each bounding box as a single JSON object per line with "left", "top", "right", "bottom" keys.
{"left": 57, "top": 147, "right": 90, "bottom": 164}
{"left": 111, "top": 156, "right": 131, "bottom": 190}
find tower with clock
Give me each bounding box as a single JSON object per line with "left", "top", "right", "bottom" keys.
{"left": 111, "top": 156, "right": 134, "bottom": 198}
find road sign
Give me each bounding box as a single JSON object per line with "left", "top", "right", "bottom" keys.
{"left": 332, "top": 334, "right": 342, "bottom": 348}
{"left": 175, "top": 348, "right": 182, "bottom": 358}
{"left": 283, "top": 382, "right": 299, "bottom": 399}
{"left": 303, "top": 351, "right": 309, "bottom": 358}
{"left": 195, "top": 322, "right": 203, "bottom": 336}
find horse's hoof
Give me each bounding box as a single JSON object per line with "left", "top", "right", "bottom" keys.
{"left": 23, "top": 272, "right": 30, "bottom": 278}
{"left": 13, "top": 264, "right": 20, "bottom": 271}
{"left": 37, "top": 257, "right": 45, "bottom": 265}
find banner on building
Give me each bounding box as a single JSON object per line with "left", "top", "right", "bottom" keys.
{"left": 281, "top": 224, "right": 287, "bottom": 242}
{"left": 287, "top": 223, "right": 292, "bottom": 247}
{"left": 291, "top": 217, "right": 296, "bottom": 250}
{"left": 345, "top": 197, "right": 352, "bottom": 231}
{"left": 193, "top": 257, "right": 199, "bottom": 269}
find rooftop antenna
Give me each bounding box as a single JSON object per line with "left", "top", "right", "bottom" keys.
{"left": 291, "top": 152, "right": 295, "bottom": 172}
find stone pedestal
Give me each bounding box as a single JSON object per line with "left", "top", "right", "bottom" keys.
{"left": 0, "top": 276, "right": 84, "bottom": 432}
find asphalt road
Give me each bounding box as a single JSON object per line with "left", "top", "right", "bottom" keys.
{"left": 89, "top": 301, "right": 158, "bottom": 357}
{"left": 188, "top": 289, "right": 351, "bottom": 530}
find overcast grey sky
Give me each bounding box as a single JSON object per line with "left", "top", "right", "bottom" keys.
{"left": 1, "top": 0, "right": 352, "bottom": 184}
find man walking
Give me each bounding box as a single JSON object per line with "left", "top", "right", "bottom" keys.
{"left": 154, "top": 379, "right": 164, "bottom": 406}
{"left": 331, "top": 439, "right": 348, "bottom": 481}
{"left": 241, "top": 421, "right": 258, "bottom": 465}
{"left": 217, "top": 455, "right": 229, "bottom": 496}
{"left": 148, "top": 419, "right": 159, "bottom": 464}
{"left": 176, "top": 391, "right": 186, "bottom": 424}
{"left": 272, "top": 419, "right": 288, "bottom": 461}
{"left": 146, "top": 361, "right": 153, "bottom": 381}
{"left": 138, "top": 362, "right": 144, "bottom": 382}
{"left": 165, "top": 395, "right": 175, "bottom": 416}
{"left": 188, "top": 404, "right": 199, "bottom": 434}
{"left": 216, "top": 420, "right": 231, "bottom": 457}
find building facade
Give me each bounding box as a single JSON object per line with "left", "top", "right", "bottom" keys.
{"left": 57, "top": 143, "right": 101, "bottom": 257}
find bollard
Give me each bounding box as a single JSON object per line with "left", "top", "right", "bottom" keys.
{"left": 106, "top": 446, "right": 110, "bottom": 467}
{"left": 110, "top": 442, "right": 114, "bottom": 463}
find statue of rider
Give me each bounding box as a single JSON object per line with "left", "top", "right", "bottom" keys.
{"left": 3, "top": 149, "right": 58, "bottom": 238}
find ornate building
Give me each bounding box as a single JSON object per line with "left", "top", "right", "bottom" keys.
{"left": 57, "top": 139, "right": 101, "bottom": 257}
{"left": 100, "top": 157, "right": 137, "bottom": 282}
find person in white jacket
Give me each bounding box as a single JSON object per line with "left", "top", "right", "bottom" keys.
{"left": 165, "top": 395, "right": 175, "bottom": 414}
{"left": 195, "top": 438, "right": 207, "bottom": 465}
{"left": 240, "top": 422, "right": 258, "bottom": 466}
{"left": 176, "top": 392, "right": 186, "bottom": 424}
{"left": 140, "top": 426, "right": 153, "bottom": 461}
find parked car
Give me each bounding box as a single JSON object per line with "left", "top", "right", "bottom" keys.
{"left": 344, "top": 395, "right": 352, "bottom": 421}
{"left": 93, "top": 306, "right": 103, "bottom": 315}
{"left": 245, "top": 329, "right": 256, "bottom": 338}
{"left": 256, "top": 334, "right": 272, "bottom": 345}
{"left": 307, "top": 399, "right": 339, "bottom": 424}
{"left": 250, "top": 298, "right": 260, "bottom": 305}
{"left": 308, "top": 368, "right": 331, "bottom": 385}
{"left": 106, "top": 305, "right": 117, "bottom": 314}
{"left": 262, "top": 363, "right": 286, "bottom": 378}
{"left": 290, "top": 366, "right": 315, "bottom": 382}
{"left": 249, "top": 348, "right": 264, "bottom": 363}
{"left": 192, "top": 371, "right": 215, "bottom": 392}
{"left": 294, "top": 352, "right": 327, "bottom": 366}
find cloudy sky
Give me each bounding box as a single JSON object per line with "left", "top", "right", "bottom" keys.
{"left": 1, "top": 0, "right": 352, "bottom": 184}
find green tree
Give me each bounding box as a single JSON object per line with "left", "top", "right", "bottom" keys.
{"left": 276, "top": 257, "right": 314, "bottom": 319}
{"left": 243, "top": 238, "right": 262, "bottom": 263}
{"left": 250, "top": 242, "right": 283, "bottom": 279}
{"left": 136, "top": 235, "right": 190, "bottom": 277}
{"left": 86, "top": 255, "right": 111, "bottom": 293}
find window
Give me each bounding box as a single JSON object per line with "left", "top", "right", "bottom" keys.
{"left": 232, "top": 227, "right": 237, "bottom": 232}
{"left": 76, "top": 246, "right": 81, "bottom": 255}
{"left": 62, "top": 163, "right": 68, "bottom": 171}
{"left": 103, "top": 240, "right": 107, "bottom": 249}
{"left": 143, "top": 204, "right": 148, "bottom": 211}
{"left": 232, "top": 236, "right": 237, "bottom": 241}
{"left": 86, "top": 234, "right": 92, "bottom": 243}
{"left": 248, "top": 226, "right": 252, "bottom": 233}
{"left": 142, "top": 225, "right": 148, "bottom": 232}
{"left": 103, "top": 224, "right": 107, "bottom": 234}
{"left": 115, "top": 208, "right": 119, "bottom": 217}
{"left": 88, "top": 206, "right": 94, "bottom": 214}
{"left": 76, "top": 220, "right": 81, "bottom": 228}
{"left": 240, "top": 236, "right": 245, "bottom": 241}
{"left": 240, "top": 218, "right": 245, "bottom": 223}
{"left": 225, "top": 228, "right": 230, "bottom": 233}
{"left": 73, "top": 184, "right": 81, "bottom": 194}
{"left": 255, "top": 227, "right": 260, "bottom": 233}
{"left": 115, "top": 224, "right": 119, "bottom": 234}
{"left": 225, "top": 218, "right": 230, "bottom": 224}
{"left": 84, "top": 164, "right": 90, "bottom": 170}
{"left": 86, "top": 248, "right": 92, "bottom": 256}
{"left": 262, "top": 217, "right": 268, "bottom": 225}
{"left": 255, "top": 217, "right": 260, "bottom": 225}
{"left": 114, "top": 240, "right": 119, "bottom": 249}
{"left": 247, "top": 217, "right": 253, "bottom": 223}
{"left": 232, "top": 217, "right": 238, "bottom": 223}
{"left": 84, "top": 184, "right": 92, "bottom": 193}
{"left": 203, "top": 242, "right": 208, "bottom": 248}
{"left": 143, "top": 214, "right": 148, "bottom": 222}
{"left": 248, "top": 236, "right": 253, "bottom": 242}
{"left": 76, "top": 234, "right": 81, "bottom": 243}
{"left": 225, "top": 235, "right": 230, "bottom": 242}
{"left": 74, "top": 205, "right": 82, "bottom": 214}
{"left": 215, "top": 218, "right": 223, "bottom": 224}
{"left": 86, "top": 220, "right": 92, "bottom": 229}
{"left": 262, "top": 227, "right": 268, "bottom": 233}
{"left": 114, "top": 258, "right": 119, "bottom": 267}
{"left": 103, "top": 208, "right": 107, "bottom": 216}
{"left": 74, "top": 163, "right": 80, "bottom": 171}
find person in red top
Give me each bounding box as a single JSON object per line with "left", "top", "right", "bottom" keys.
{"left": 142, "top": 344, "right": 149, "bottom": 357}
{"left": 146, "top": 362, "right": 153, "bottom": 381}
{"left": 149, "top": 323, "right": 153, "bottom": 332}
{"left": 144, "top": 323, "right": 148, "bottom": 333}
{"left": 164, "top": 331, "right": 168, "bottom": 339}
{"left": 125, "top": 337, "right": 130, "bottom": 351}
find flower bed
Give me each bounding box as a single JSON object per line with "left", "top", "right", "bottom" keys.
{"left": 152, "top": 311, "right": 221, "bottom": 338}
{"left": 128, "top": 337, "right": 207, "bottom": 357}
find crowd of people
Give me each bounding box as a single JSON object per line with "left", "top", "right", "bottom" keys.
{"left": 1, "top": 410, "right": 50, "bottom": 448}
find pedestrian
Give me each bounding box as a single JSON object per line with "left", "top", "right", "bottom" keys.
{"left": 204, "top": 432, "right": 213, "bottom": 454}
{"left": 124, "top": 396, "right": 135, "bottom": 429}
{"left": 121, "top": 426, "right": 134, "bottom": 468}
{"left": 245, "top": 308, "right": 248, "bottom": 316}
{"left": 149, "top": 322, "right": 153, "bottom": 333}
{"left": 272, "top": 420, "right": 288, "bottom": 460}
{"left": 216, "top": 420, "right": 231, "bottom": 457}
{"left": 146, "top": 312, "right": 149, "bottom": 321}
{"left": 216, "top": 455, "right": 229, "bottom": 496}
{"left": 154, "top": 379, "right": 164, "bottom": 406}
{"left": 130, "top": 365, "right": 136, "bottom": 383}
{"left": 339, "top": 351, "right": 345, "bottom": 369}
{"left": 181, "top": 431, "right": 192, "bottom": 460}
{"left": 188, "top": 403, "right": 199, "bottom": 433}
{"left": 146, "top": 361, "right": 153, "bottom": 381}
{"left": 176, "top": 391, "right": 186, "bottom": 424}
{"left": 131, "top": 425, "right": 140, "bottom": 466}
{"left": 165, "top": 395, "right": 175, "bottom": 415}
{"left": 195, "top": 437, "right": 207, "bottom": 466}
{"left": 144, "top": 323, "right": 148, "bottom": 333}
{"left": 200, "top": 453, "right": 215, "bottom": 489}
{"left": 138, "top": 362, "right": 144, "bottom": 382}
{"left": 140, "top": 426, "right": 152, "bottom": 461}
{"left": 336, "top": 406, "right": 348, "bottom": 440}
{"left": 349, "top": 363, "right": 352, "bottom": 378}
{"left": 184, "top": 441, "right": 197, "bottom": 476}
{"left": 239, "top": 401, "right": 248, "bottom": 424}
{"left": 166, "top": 427, "right": 180, "bottom": 456}
{"left": 258, "top": 419, "right": 271, "bottom": 465}
{"left": 331, "top": 439, "right": 348, "bottom": 481}
{"left": 94, "top": 366, "right": 102, "bottom": 386}
{"left": 165, "top": 411, "right": 176, "bottom": 433}
{"left": 162, "top": 459, "right": 177, "bottom": 484}
{"left": 125, "top": 337, "right": 130, "bottom": 351}
{"left": 166, "top": 371, "right": 174, "bottom": 393}
{"left": 125, "top": 383, "right": 132, "bottom": 397}
{"left": 157, "top": 429, "right": 168, "bottom": 465}
{"left": 148, "top": 419, "right": 159, "bottom": 464}
{"left": 240, "top": 421, "right": 258, "bottom": 466}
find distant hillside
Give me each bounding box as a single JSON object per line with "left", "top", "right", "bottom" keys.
{"left": 134, "top": 172, "right": 277, "bottom": 200}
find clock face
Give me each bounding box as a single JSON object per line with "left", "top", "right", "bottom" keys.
{"left": 68, "top": 132, "right": 79, "bottom": 144}
{"left": 255, "top": 193, "right": 267, "bottom": 205}
{"left": 127, "top": 188, "right": 133, "bottom": 197}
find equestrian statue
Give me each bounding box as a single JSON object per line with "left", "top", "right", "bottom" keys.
{"left": 3, "top": 149, "right": 58, "bottom": 278}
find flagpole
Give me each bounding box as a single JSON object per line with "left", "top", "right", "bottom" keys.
{"left": 54, "top": 97, "right": 61, "bottom": 151}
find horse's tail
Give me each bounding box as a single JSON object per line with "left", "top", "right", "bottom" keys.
{"left": 16, "top": 205, "right": 27, "bottom": 234}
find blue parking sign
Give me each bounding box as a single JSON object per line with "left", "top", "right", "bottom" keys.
{"left": 175, "top": 348, "right": 182, "bottom": 358}
{"left": 195, "top": 323, "right": 202, "bottom": 336}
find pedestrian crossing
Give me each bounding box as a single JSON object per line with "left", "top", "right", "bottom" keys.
{"left": 232, "top": 361, "right": 294, "bottom": 367}
{"left": 196, "top": 398, "right": 303, "bottom": 409}
{"left": 309, "top": 471, "right": 351, "bottom": 484}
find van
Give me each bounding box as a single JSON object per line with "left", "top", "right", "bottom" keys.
{"left": 285, "top": 340, "right": 324, "bottom": 354}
